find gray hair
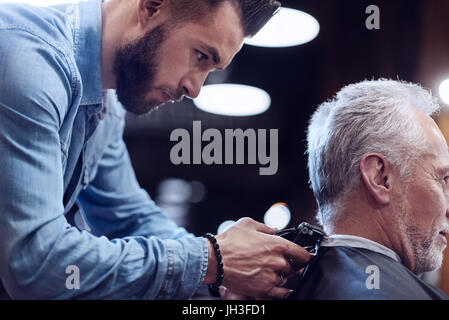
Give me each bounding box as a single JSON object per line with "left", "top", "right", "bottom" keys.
{"left": 307, "top": 79, "right": 440, "bottom": 225}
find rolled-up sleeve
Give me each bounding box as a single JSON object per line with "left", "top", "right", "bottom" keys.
{"left": 77, "top": 112, "right": 210, "bottom": 299}
{"left": 0, "top": 29, "right": 209, "bottom": 299}
{"left": 77, "top": 113, "right": 192, "bottom": 241}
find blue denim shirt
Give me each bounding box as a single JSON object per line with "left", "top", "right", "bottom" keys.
{"left": 0, "top": 0, "right": 208, "bottom": 299}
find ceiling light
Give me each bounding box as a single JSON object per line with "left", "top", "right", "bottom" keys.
{"left": 217, "top": 220, "right": 236, "bottom": 234}
{"left": 193, "top": 84, "right": 271, "bottom": 117}
{"left": 439, "top": 79, "right": 449, "bottom": 105}
{"left": 263, "top": 203, "right": 291, "bottom": 230}
{"left": 245, "top": 8, "right": 320, "bottom": 48}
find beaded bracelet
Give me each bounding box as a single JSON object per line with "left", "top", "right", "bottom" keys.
{"left": 204, "top": 233, "right": 224, "bottom": 296}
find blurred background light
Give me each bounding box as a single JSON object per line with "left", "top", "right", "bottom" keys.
{"left": 217, "top": 220, "right": 236, "bottom": 234}
{"left": 156, "top": 178, "right": 192, "bottom": 227}
{"left": 193, "top": 84, "right": 271, "bottom": 117}
{"left": 156, "top": 178, "right": 192, "bottom": 203}
{"left": 439, "top": 79, "right": 449, "bottom": 105}
{"left": 244, "top": 8, "right": 320, "bottom": 48}
{"left": 263, "top": 203, "right": 291, "bottom": 230}
{"left": 189, "top": 180, "right": 207, "bottom": 204}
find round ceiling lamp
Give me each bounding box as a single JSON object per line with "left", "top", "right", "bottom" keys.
{"left": 439, "top": 79, "right": 449, "bottom": 105}
{"left": 193, "top": 84, "right": 271, "bottom": 117}
{"left": 245, "top": 8, "right": 320, "bottom": 48}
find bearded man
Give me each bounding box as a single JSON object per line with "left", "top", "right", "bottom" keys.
{"left": 293, "top": 79, "right": 449, "bottom": 300}
{"left": 0, "top": 0, "right": 310, "bottom": 299}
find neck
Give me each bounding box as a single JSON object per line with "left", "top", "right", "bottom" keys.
{"left": 324, "top": 198, "right": 416, "bottom": 271}
{"left": 325, "top": 209, "right": 392, "bottom": 247}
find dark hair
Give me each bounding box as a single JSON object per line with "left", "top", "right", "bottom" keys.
{"left": 168, "top": 0, "right": 281, "bottom": 37}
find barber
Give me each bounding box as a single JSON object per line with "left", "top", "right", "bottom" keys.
{"left": 0, "top": 0, "right": 310, "bottom": 299}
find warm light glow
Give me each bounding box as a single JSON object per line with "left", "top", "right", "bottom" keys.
{"left": 193, "top": 84, "right": 271, "bottom": 117}
{"left": 245, "top": 8, "right": 320, "bottom": 48}
{"left": 439, "top": 79, "right": 449, "bottom": 105}
{"left": 264, "top": 204, "right": 291, "bottom": 230}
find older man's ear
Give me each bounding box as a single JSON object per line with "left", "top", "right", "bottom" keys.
{"left": 359, "top": 153, "right": 392, "bottom": 206}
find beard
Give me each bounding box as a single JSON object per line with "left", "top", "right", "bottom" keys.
{"left": 113, "top": 24, "right": 167, "bottom": 115}
{"left": 398, "top": 202, "right": 446, "bottom": 274}
{"left": 404, "top": 224, "right": 443, "bottom": 274}
{"left": 394, "top": 190, "right": 446, "bottom": 275}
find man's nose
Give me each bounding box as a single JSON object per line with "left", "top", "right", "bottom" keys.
{"left": 180, "top": 71, "right": 209, "bottom": 99}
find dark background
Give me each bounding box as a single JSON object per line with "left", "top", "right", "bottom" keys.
{"left": 124, "top": 0, "right": 449, "bottom": 237}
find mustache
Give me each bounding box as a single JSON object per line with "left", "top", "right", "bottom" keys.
{"left": 161, "top": 86, "right": 185, "bottom": 102}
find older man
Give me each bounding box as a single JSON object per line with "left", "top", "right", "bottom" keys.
{"left": 291, "top": 79, "right": 449, "bottom": 299}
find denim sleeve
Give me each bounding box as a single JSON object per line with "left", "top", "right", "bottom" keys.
{"left": 77, "top": 116, "right": 210, "bottom": 298}
{"left": 0, "top": 29, "right": 208, "bottom": 299}
{"left": 77, "top": 116, "right": 193, "bottom": 241}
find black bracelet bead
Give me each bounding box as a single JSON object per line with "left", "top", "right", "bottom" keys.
{"left": 204, "top": 233, "right": 224, "bottom": 297}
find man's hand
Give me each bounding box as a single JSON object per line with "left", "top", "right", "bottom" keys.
{"left": 203, "top": 217, "right": 312, "bottom": 299}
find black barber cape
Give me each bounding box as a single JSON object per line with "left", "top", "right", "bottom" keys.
{"left": 289, "top": 246, "right": 448, "bottom": 300}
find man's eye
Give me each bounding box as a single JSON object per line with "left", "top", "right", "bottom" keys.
{"left": 196, "top": 50, "right": 209, "bottom": 62}
{"left": 441, "top": 176, "right": 449, "bottom": 185}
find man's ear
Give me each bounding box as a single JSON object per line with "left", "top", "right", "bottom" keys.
{"left": 359, "top": 153, "right": 391, "bottom": 205}
{"left": 138, "top": 0, "right": 166, "bottom": 25}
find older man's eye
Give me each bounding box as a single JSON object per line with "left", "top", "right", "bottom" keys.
{"left": 441, "top": 177, "right": 449, "bottom": 185}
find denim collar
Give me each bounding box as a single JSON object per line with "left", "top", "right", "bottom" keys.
{"left": 70, "top": 0, "right": 104, "bottom": 106}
